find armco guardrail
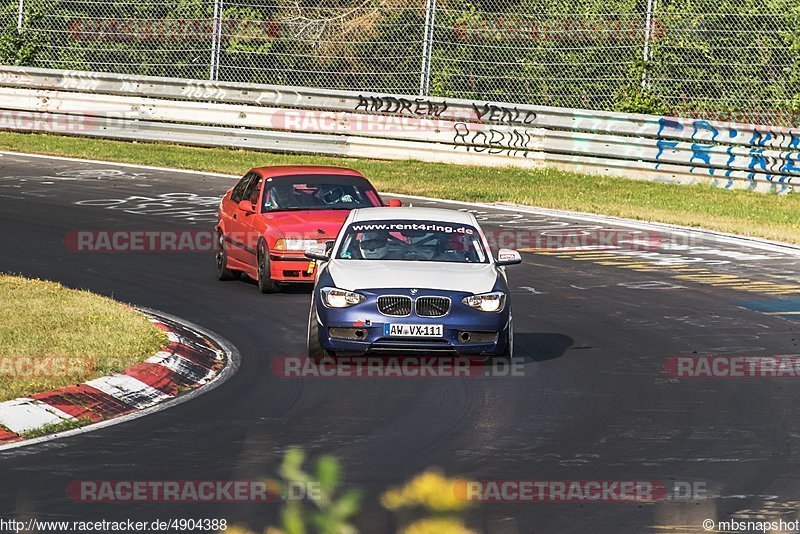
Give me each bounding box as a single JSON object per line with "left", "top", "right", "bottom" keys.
{"left": 0, "top": 66, "right": 797, "bottom": 193}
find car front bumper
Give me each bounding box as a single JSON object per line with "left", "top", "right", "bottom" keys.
{"left": 269, "top": 253, "right": 317, "bottom": 283}
{"left": 314, "top": 289, "right": 511, "bottom": 356}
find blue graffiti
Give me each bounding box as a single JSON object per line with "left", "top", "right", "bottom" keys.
{"left": 724, "top": 146, "right": 735, "bottom": 177}
{"left": 690, "top": 143, "right": 715, "bottom": 174}
{"left": 746, "top": 148, "right": 769, "bottom": 181}
{"left": 655, "top": 118, "right": 682, "bottom": 169}
{"left": 780, "top": 152, "right": 800, "bottom": 176}
{"left": 692, "top": 120, "right": 719, "bottom": 141}
{"left": 653, "top": 117, "right": 800, "bottom": 185}
{"left": 790, "top": 132, "right": 800, "bottom": 150}
{"left": 657, "top": 118, "right": 683, "bottom": 136}
{"left": 749, "top": 130, "right": 773, "bottom": 147}
{"left": 690, "top": 121, "right": 718, "bottom": 174}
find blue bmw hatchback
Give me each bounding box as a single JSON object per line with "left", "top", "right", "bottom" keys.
{"left": 305, "top": 207, "right": 522, "bottom": 358}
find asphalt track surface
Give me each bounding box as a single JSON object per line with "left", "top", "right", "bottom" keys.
{"left": 1, "top": 151, "right": 800, "bottom": 533}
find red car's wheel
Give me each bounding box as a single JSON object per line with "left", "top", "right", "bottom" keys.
{"left": 216, "top": 231, "right": 239, "bottom": 281}
{"left": 257, "top": 241, "right": 279, "bottom": 294}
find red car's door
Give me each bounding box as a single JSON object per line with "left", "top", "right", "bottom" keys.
{"left": 239, "top": 173, "right": 265, "bottom": 263}
{"left": 224, "top": 172, "right": 258, "bottom": 269}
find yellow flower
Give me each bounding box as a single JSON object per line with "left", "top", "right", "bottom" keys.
{"left": 380, "top": 470, "right": 471, "bottom": 511}
{"left": 401, "top": 518, "right": 475, "bottom": 534}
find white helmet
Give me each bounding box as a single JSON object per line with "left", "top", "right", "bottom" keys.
{"left": 359, "top": 232, "right": 389, "bottom": 259}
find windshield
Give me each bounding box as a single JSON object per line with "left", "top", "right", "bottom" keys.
{"left": 263, "top": 178, "right": 381, "bottom": 212}
{"left": 336, "top": 220, "right": 488, "bottom": 263}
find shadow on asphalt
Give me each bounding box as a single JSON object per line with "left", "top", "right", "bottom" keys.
{"left": 514, "top": 332, "right": 574, "bottom": 363}
{"left": 234, "top": 274, "right": 315, "bottom": 294}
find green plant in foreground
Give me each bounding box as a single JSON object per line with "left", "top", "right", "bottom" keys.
{"left": 275, "top": 448, "right": 362, "bottom": 534}
{"left": 224, "top": 450, "right": 477, "bottom": 534}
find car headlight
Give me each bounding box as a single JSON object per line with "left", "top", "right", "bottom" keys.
{"left": 320, "top": 287, "right": 366, "bottom": 308}
{"left": 274, "top": 238, "right": 320, "bottom": 251}
{"left": 462, "top": 291, "right": 506, "bottom": 312}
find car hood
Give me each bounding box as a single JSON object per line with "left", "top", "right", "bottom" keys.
{"left": 261, "top": 210, "right": 349, "bottom": 239}
{"left": 327, "top": 260, "right": 498, "bottom": 294}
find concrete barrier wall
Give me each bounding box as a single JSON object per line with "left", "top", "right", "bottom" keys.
{"left": 0, "top": 66, "right": 797, "bottom": 193}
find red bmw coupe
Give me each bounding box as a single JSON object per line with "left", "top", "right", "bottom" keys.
{"left": 215, "top": 165, "right": 399, "bottom": 293}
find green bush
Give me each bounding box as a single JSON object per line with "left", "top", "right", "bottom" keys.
{"left": 0, "top": 0, "right": 797, "bottom": 125}
{"left": 0, "top": 1, "right": 44, "bottom": 66}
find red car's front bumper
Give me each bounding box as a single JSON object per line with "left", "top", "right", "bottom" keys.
{"left": 269, "top": 252, "right": 317, "bottom": 283}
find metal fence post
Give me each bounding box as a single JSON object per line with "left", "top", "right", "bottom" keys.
{"left": 641, "top": 0, "right": 657, "bottom": 89}
{"left": 419, "top": 0, "right": 437, "bottom": 96}
{"left": 209, "top": 0, "right": 223, "bottom": 81}
{"left": 17, "top": 0, "right": 24, "bottom": 31}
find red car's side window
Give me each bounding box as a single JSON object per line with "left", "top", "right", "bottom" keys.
{"left": 231, "top": 173, "right": 254, "bottom": 203}
{"left": 244, "top": 176, "right": 263, "bottom": 205}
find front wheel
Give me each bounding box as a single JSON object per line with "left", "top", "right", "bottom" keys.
{"left": 257, "top": 241, "right": 279, "bottom": 294}
{"left": 307, "top": 300, "right": 327, "bottom": 358}
{"left": 500, "top": 311, "right": 514, "bottom": 359}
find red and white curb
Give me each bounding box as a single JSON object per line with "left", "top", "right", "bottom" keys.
{"left": 0, "top": 309, "right": 237, "bottom": 449}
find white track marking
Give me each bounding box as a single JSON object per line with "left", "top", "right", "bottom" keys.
{"left": 0, "top": 398, "right": 74, "bottom": 433}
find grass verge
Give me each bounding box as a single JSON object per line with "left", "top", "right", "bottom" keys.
{"left": 21, "top": 417, "right": 93, "bottom": 438}
{"left": 1, "top": 132, "right": 799, "bottom": 243}
{"left": 0, "top": 274, "right": 168, "bottom": 402}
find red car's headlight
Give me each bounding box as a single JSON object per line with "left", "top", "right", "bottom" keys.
{"left": 274, "top": 238, "right": 320, "bottom": 251}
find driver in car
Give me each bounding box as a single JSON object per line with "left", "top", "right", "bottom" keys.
{"left": 321, "top": 185, "right": 356, "bottom": 205}
{"left": 400, "top": 230, "right": 438, "bottom": 260}
{"left": 357, "top": 232, "right": 402, "bottom": 260}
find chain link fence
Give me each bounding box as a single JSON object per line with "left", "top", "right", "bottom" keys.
{"left": 0, "top": 0, "right": 798, "bottom": 125}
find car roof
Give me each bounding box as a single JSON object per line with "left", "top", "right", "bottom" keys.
{"left": 251, "top": 165, "right": 366, "bottom": 179}
{"left": 350, "top": 207, "right": 477, "bottom": 225}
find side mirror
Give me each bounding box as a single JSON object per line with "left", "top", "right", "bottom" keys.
{"left": 305, "top": 243, "right": 330, "bottom": 262}
{"left": 237, "top": 200, "right": 256, "bottom": 214}
{"left": 495, "top": 248, "right": 522, "bottom": 266}
{"left": 386, "top": 198, "right": 402, "bottom": 207}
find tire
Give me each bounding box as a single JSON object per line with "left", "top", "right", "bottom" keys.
{"left": 307, "top": 300, "right": 326, "bottom": 358}
{"left": 500, "top": 310, "right": 514, "bottom": 359}
{"left": 215, "top": 231, "right": 238, "bottom": 281}
{"left": 257, "top": 241, "right": 279, "bottom": 294}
